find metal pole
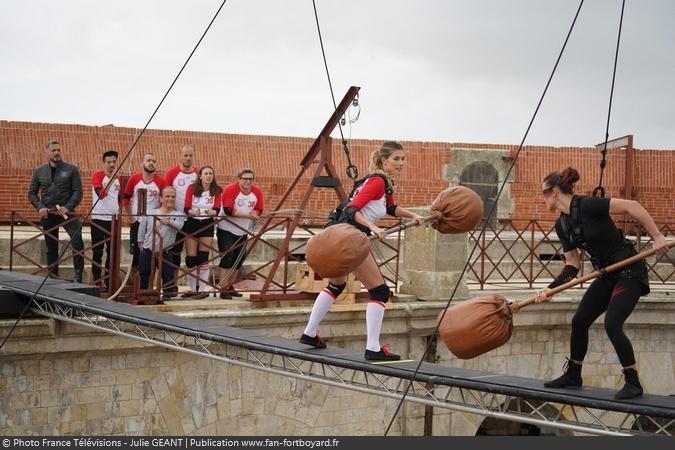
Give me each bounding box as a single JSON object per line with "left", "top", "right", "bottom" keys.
{"left": 624, "top": 135, "right": 634, "bottom": 234}
{"left": 9, "top": 211, "right": 15, "bottom": 270}
{"left": 529, "top": 221, "right": 535, "bottom": 288}
{"left": 108, "top": 215, "right": 121, "bottom": 296}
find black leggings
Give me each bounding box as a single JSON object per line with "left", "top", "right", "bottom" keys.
{"left": 90, "top": 219, "right": 112, "bottom": 284}
{"left": 570, "top": 276, "right": 642, "bottom": 367}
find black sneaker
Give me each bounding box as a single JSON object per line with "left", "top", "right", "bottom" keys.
{"left": 192, "top": 292, "right": 209, "bottom": 300}
{"left": 364, "top": 345, "right": 400, "bottom": 361}
{"left": 219, "top": 291, "right": 232, "bottom": 300}
{"left": 299, "top": 333, "right": 327, "bottom": 349}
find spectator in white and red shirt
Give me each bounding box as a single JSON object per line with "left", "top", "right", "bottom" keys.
{"left": 183, "top": 165, "right": 222, "bottom": 298}
{"left": 163, "top": 144, "right": 198, "bottom": 293}
{"left": 216, "top": 168, "right": 263, "bottom": 299}
{"left": 122, "top": 153, "right": 165, "bottom": 269}
{"left": 90, "top": 149, "right": 121, "bottom": 290}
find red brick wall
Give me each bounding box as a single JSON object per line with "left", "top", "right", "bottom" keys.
{"left": 510, "top": 145, "right": 675, "bottom": 224}
{"left": 1, "top": 120, "right": 673, "bottom": 224}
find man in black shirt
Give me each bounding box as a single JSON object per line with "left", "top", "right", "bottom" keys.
{"left": 28, "top": 139, "right": 85, "bottom": 282}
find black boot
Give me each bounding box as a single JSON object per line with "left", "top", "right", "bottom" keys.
{"left": 544, "top": 359, "right": 583, "bottom": 388}
{"left": 615, "top": 368, "right": 643, "bottom": 400}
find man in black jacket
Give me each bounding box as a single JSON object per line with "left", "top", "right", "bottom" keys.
{"left": 28, "top": 139, "right": 85, "bottom": 282}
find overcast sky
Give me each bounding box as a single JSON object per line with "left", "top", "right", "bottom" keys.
{"left": 1, "top": 0, "right": 673, "bottom": 149}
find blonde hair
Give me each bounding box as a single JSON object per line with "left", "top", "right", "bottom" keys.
{"left": 368, "top": 141, "right": 404, "bottom": 184}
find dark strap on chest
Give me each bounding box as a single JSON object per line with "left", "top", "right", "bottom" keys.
{"left": 326, "top": 173, "right": 392, "bottom": 230}
{"left": 561, "top": 196, "right": 634, "bottom": 270}
{"left": 560, "top": 196, "right": 593, "bottom": 253}
{"left": 354, "top": 173, "right": 393, "bottom": 197}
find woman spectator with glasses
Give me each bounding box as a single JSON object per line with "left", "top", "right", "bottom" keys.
{"left": 216, "top": 168, "right": 264, "bottom": 299}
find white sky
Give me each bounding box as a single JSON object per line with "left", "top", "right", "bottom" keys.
{"left": 1, "top": 0, "right": 673, "bottom": 148}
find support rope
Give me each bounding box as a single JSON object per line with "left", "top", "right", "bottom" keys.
{"left": 384, "top": 0, "right": 587, "bottom": 435}
{"left": 0, "top": 0, "right": 229, "bottom": 350}
{"left": 593, "top": 0, "right": 626, "bottom": 198}
{"left": 312, "top": 0, "right": 359, "bottom": 183}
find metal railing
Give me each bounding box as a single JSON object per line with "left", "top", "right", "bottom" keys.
{"left": 7, "top": 210, "right": 403, "bottom": 303}
{"left": 9, "top": 210, "right": 122, "bottom": 289}
{"left": 11, "top": 208, "right": 671, "bottom": 298}
{"left": 467, "top": 219, "right": 675, "bottom": 289}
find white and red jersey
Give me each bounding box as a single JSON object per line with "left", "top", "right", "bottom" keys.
{"left": 218, "top": 182, "right": 264, "bottom": 235}
{"left": 122, "top": 173, "right": 165, "bottom": 221}
{"left": 346, "top": 176, "right": 395, "bottom": 223}
{"left": 185, "top": 184, "right": 222, "bottom": 220}
{"left": 163, "top": 165, "right": 198, "bottom": 214}
{"left": 91, "top": 170, "right": 120, "bottom": 220}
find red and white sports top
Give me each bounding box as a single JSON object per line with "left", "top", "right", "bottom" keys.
{"left": 218, "top": 182, "right": 264, "bottom": 235}
{"left": 346, "top": 176, "right": 395, "bottom": 223}
{"left": 122, "top": 173, "right": 165, "bottom": 221}
{"left": 185, "top": 184, "right": 222, "bottom": 220}
{"left": 163, "top": 165, "right": 198, "bottom": 215}
{"left": 91, "top": 171, "right": 120, "bottom": 220}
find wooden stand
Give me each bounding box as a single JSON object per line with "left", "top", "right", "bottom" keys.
{"left": 295, "top": 262, "right": 361, "bottom": 304}
{"left": 248, "top": 86, "right": 360, "bottom": 304}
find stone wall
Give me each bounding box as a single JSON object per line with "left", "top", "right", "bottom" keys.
{"left": 1, "top": 295, "right": 673, "bottom": 436}
{"left": 0, "top": 348, "right": 414, "bottom": 436}
{"left": 0, "top": 304, "right": 437, "bottom": 436}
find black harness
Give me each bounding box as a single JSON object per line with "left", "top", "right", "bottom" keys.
{"left": 326, "top": 174, "right": 393, "bottom": 227}
{"left": 559, "top": 196, "right": 593, "bottom": 254}
{"left": 558, "top": 196, "right": 650, "bottom": 295}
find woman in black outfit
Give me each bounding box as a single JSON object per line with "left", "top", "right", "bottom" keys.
{"left": 535, "top": 167, "right": 668, "bottom": 400}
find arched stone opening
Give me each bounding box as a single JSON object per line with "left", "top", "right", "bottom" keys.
{"left": 443, "top": 148, "right": 515, "bottom": 223}
{"left": 460, "top": 161, "right": 499, "bottom": 225}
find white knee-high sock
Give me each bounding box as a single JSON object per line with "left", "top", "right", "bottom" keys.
{"left": 187, "top": 267, "right": 197, "bottom": 292}
{"left": 366, "top": 301, "right": 386, "bottom": 352}
{"left": 198, "top": 264, "right": 210, "bottom": 291}
{"left": 303, "top": 289, "right": 336, "bottom": 337}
